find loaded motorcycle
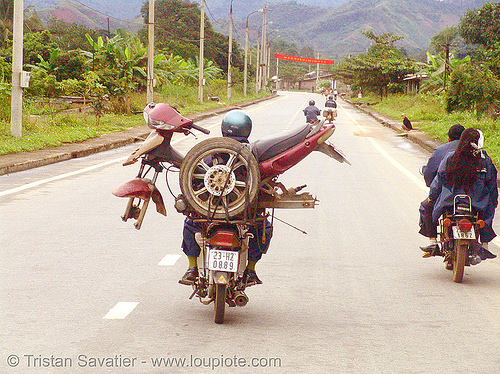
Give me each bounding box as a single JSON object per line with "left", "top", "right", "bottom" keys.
{"left": 113, "top": 102, "right": 349, "bottom": 323}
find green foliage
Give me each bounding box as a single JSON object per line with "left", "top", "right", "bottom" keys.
{"left": 0, "top": 0, "right": 13, "bottom": 49}
{"left": 25, "top": 69, "right": 61, "bottom": 98}
{"left": 0, "top": 58, "right": 10, "bottom": 120}
{"left": 445, "top": 62, "right": 500, "bottom": 119}
{"left": 23, "top": 30, "right": 59, "bottom": 66}
{"left": 140, "top": 0, "right": 243, "bottom": 73}
{"left": 47, "top": 17, "right": 100, "bottom": 52}
{"left": 459, "top": 3, "right": 500, "bottom": 48}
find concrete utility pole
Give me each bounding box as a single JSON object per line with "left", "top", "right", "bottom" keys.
{"left": 227, "top": 0, "right": 234, "bottom": 100}
{"left": 198, "top": 0, "right": 205, "bottom": 103}
{"left": 10, "top": 0, "right": 24, "bottom": 138}
{"left": 146, "top": 0, "right": 155, "bottom": 104}
{"left": 315, "top": 51, "right": 320, "bottom": 91}
{"left": 260, "top": 5, "right": 267, "bottom": 91}
{"left": 255, "top": 34, "right": 260, "bottom": 94}
{"left": 244, "top": 9, "right": 262, "bottom": 97}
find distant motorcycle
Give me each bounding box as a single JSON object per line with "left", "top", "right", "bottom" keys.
{"left": 113, "top": 103, "right": 350, "bottom": 323}
{"left": 322, "top": 108, "right": 337, "bottom": 123}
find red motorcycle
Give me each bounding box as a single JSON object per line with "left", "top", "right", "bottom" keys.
{"left": 113, "top": 102, "right": 349, "bottom": 323}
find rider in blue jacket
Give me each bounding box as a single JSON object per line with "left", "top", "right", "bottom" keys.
{"left": 423, "top": 128, "right": 498, "bottom": 258}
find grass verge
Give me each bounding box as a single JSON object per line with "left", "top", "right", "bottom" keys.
{"left": 0, "top": 84, "right": 270, "bottom": 156}
{"left": 351, "top": 93, "right": 500, "bottom": 167}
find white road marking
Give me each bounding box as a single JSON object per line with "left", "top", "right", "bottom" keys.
{"left": 0, "top": 158, "right": 126, "bottom": 197}
{"left": 103, "top": 302, "right": 139, "bottom": 319}
{"left": 0, "top": 133, "right": 191, "bottom": 197}
{"left": 158, "top": 254, "right": 181, "bottom": 266}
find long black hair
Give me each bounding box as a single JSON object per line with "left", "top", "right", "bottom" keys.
{"left": 445, "top": 128, "right": 481, "bottom": 193}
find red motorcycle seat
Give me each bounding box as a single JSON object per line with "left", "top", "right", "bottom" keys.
{"left": 251, "top": 124, "right": 311, "bottom": 162}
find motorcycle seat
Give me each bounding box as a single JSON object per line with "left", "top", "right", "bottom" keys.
{"left": 251, "top": 124, "right": 311, "bottom": 162}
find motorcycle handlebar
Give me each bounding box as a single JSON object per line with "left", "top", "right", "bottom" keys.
{"left": 190, "top": 123, "right": 210, "bottom": 135}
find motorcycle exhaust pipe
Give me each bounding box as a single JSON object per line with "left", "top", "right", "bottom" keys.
{"left": 234, "top": 291, "right": 249, "bottom": 307}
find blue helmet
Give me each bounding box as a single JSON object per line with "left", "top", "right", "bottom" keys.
{"left": 221, "top": 109, "right": 252, "bottom": 138}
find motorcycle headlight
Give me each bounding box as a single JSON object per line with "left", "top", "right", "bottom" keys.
{"left": 147, "top": 116, "right": 175, "bottom": 130}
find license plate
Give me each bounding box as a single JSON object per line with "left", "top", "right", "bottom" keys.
{"left": 452, "top": 226, "right": 476, "bottom": 240}
{"left": 208, "top": 249, "right": 239, "bottom": 272}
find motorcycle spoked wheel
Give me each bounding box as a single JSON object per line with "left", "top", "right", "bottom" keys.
{"left": 214, "top": 284, "right": 226, "bottom": 324}
{"left": 453, "top": 240, "right": 467, "bottom": 283}
{"left": 179, "top": 137, "right": 260, "bottom": 220}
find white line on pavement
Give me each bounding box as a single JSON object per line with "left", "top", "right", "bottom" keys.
{"left": 158, "top": 254, "right": 181, "bottom": 266}
{"left": 0, "top": 158, "right": 127, "bottom": 197}
{"left": 0, "top": 133, "right": 196, "bottom": 197}
{"left": 103, "top": 302, "right": 139, "bottom": 319}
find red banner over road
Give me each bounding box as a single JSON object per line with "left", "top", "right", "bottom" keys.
{"left": 274, "top": 53, "right": 335, "bottom": 65}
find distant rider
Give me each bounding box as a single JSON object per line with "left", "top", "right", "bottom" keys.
{"left": 303, "top": 100, "right": 320, "bottom": 124}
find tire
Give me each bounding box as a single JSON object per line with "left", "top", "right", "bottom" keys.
{"left": 180, "top": 137, "right": 260, "bottom": 219}
{"left": 214, "top": 284, "right": 226, "bottom": 324}
{"left": 453, "top": 241, "right": 467, "bottom": 283}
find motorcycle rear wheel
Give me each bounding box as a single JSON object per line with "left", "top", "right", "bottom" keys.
{"left": 180, "top": 137, "right": 260, "bottom": 219}
{"left": 453, "top": 241, "right": 467, "bottom": 283}
{"left": 214, "top": 284, "right": 226, "bottom": 324}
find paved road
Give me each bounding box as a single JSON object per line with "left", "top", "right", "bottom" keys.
{"left": 1, "top": 91, "right": 500, "bottom": 373}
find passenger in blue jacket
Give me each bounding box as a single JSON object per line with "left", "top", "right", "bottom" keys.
{"left": 422, "top": 124, "right": 465, "bottom": 187}
{"left": 421, "top": 128, "right": 498, "bottom": 258}
{"left": 419, "top": 125, "right": 465, "bottom": 250}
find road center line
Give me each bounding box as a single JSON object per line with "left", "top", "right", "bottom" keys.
{"left": 103, "top": 302, "right": 139, "bottom": 319}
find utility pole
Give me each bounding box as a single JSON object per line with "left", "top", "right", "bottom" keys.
{"left": 244, "top": 9, "right": 262, "bottom": 97}
{"left": 146, "top": 0, "right": 155, "bottom": 104}
{"left": 443, "top": 43, "right": 451, "bottom": 91}
{"left": 243, "top": 17, "right": 250, "bottom": 97}
{"left": 198, "top": 0, "right": 205, "bottom": 103}
{"left": 276, "top": 57, "right": 279, "bottom": 90}
{"left": 255, "top": 34, "right": 260, "bottom": 94}
{"left": 315, "top": 51, "right": 320, "bottom": 91}
{"left": 10, "top": 0, "right": 24, "bottom": 138}
{"left": 227, "top": 0, "right": 233, "bottom": 100}
{"left": 260, "top": 4, "right": 267, "bottom": 91}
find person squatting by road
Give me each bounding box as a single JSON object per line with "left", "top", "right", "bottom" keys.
{"left": 401, "top": 113, "right": 413, "bottom": 131}
{"left": 179, "top": 109, "right": 273, "bottom": 287}
{"left": 303, "top": 100, "right": 320, "bottom": 124}
{"left": 419, "top": 128, "right": 498, "bottom": 259}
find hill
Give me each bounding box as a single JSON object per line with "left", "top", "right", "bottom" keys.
{"left": 28, "top": 0, "right": 493, "bottom": 60}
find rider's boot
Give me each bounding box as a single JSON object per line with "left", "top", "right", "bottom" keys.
{"left": 179, "top": 256, "right": 199, "bottom": 285}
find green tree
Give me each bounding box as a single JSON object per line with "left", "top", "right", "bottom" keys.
{"left": 23, "top": 30, "right": 59, "bottom": 66}
{"left": 446, "top": 61, "right": 500, "bottom": 119}
{"left": 334, "top": 31, "right": 416, "bottom": 98}
{"left": 140, "top": 0, "right": 243, "bottom": 73}
{"left": 0, "top": 0, "right": 13, "bottom": 48}
{"left": 459, "top": 3, "right": 500, "bottom": 48}
{"left": 47, "top": 17, "right": 100, "bottom": 52}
